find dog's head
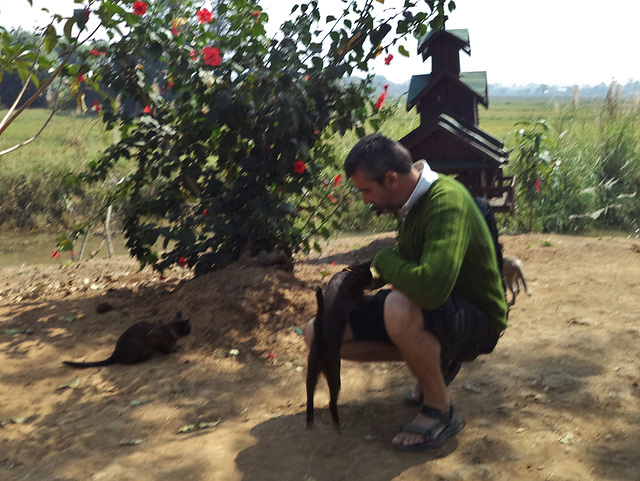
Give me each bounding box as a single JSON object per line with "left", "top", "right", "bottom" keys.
{"left": 342, "top": 260, "right": 373, "bottom": 287}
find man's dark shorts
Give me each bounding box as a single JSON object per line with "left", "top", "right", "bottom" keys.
{"left": 348, "top": 289, "right": 500, "bottom": 362}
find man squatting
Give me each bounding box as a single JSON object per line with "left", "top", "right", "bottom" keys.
{"left": 305, "top": 133, "right": 508, "bottom": 452}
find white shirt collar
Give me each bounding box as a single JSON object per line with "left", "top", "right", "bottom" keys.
{"left": 400, "top": 160, "right": 439, "bottom": 219}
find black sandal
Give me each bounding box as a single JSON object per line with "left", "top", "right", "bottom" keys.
{"left": 394, "top": 404, "right": 465, "bottom": 452}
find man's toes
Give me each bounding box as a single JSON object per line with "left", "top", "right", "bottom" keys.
{"left": 392, "top": 432, "right": 423, "bottom": 447}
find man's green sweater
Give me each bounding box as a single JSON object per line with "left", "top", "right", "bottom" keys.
{"left": 373, "top": 175, "right": 508, "bottom": 334}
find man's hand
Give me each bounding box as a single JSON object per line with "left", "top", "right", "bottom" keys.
{"left": 369, "top": 265, "right": 387, "bottom": 290}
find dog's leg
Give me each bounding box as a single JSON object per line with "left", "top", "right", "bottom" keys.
{"left": 306, "top": 354, "right": 321, "bottom": 427}
{"left": 520, "top": 269, "right": 531, "bottom": 297}
{"left": 326, "top": 356, "right": 342, "bottom": 430}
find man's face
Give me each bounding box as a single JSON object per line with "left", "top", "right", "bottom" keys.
{"left": 349, "top": 168, "right": 402, "bottom": 214}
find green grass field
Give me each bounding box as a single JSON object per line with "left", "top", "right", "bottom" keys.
{"left": 0, "top": 110, "right": 112, "bottom": 177}
{"left": 0, "top": 96, "right": 611, "bottom": 181}
{"left": 0, "top": 95, "right": 637, "bottom": 235}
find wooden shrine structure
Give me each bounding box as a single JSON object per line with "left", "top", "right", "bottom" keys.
{"left": 399, "top": 28, "right": 515, "bottom": 212}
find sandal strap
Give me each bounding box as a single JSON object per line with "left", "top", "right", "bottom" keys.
{"left": 419, "top": 404, "right": 453, "bottom": 423}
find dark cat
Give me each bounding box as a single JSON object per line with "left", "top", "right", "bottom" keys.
{"left": 306, "top": 261, "right": 372, "bottom": 428}
{"left": 63, "top": 311, "right": 191, "bottom": 368}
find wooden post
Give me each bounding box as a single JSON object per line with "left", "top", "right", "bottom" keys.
{"left": 105, "top": 205, "right": 114, "bottom": 257}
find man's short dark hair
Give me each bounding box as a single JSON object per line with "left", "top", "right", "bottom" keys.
{"left": 344, "top": 133, "right": 413, "bottom": 184}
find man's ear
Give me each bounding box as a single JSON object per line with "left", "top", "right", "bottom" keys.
{"left": 383, "top": 170, "right": 399, "bottom": 188}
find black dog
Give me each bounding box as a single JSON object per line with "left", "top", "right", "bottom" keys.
{"left": 306, "top": 261, "right": 372, "bottom": 428}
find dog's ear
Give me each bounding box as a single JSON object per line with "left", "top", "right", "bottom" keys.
{"left": 346, "top": 259, "right": 371, "bottom": 271}
{"left": 346, "top": 260, "right": 372, "bottom": 286}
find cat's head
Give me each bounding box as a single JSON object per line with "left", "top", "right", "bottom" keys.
{"left": 171, "top": 311, "right": 191, "bottom": 336}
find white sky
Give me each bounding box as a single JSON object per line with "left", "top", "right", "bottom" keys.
{"left": 1, "top": 0, "right": 638, "bottom": 86}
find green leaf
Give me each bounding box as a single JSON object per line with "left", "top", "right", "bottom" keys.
{"left": 198, "top": 420, "right": 221, "bottom": 429}
{"left": 119, "top": 439, "right": 144, "bottom": 446}
{"left": 73, "top": 8, "right": 88, "bottom": 30}
{"left": 57, "top": 377, "right": 80, "bottom": 390}
{"left": 63, "top": 17, "right": 75, "bottom": 41}
{"left": 178, "top": 424, "right": 196, "bottom": 433}
{"left": 3, "top": 328, "right": 25, "bottom": 335}
{"left": 10, "top": 417, "right": 30, "bottom": 424}
{"left": 398, "top": 45, "right": 410, "bottom": 57}
{"left": 44, "top": 25, "right": 58, "bottom": 53}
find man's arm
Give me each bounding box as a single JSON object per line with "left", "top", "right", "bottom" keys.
{"left": 373, "top": 186, "right": 471, "bottom": 310}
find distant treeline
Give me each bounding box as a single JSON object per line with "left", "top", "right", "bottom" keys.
{"left": 488, "top": 81, "right": 640, "bottom": 99}
{"left": 368, "top": 76, "right": 640, "bottom": 100}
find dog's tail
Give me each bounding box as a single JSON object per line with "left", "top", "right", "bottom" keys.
{"left": 519, "top": 267, "right": 532, "bottom": 296}
{"left": 313, "top": 287, "right": 327, "bottom": 350}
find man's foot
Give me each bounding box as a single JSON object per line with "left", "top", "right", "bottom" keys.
{"left": 392, "top": 405, "right": 465, "bottom": 452}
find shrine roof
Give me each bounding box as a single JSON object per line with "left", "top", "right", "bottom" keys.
{"left": 406, "top": 71, "right": 488, "bottom": 110}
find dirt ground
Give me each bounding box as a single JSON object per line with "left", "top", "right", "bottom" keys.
{"left": 1, "top": 232, "right": 639, "bottom": 481}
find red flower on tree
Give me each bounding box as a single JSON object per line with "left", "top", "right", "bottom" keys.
{"left": 384, "top": 54, "right": 394, "bottom": 65}
{"left": 133, "top": 1, "right": 147, "bottom": 16}
{"left": 51, "top": 250, "right": 61, "bottom": 259}
{"left": 178, "top": 256, "right": 188, "bottom": 267}
{"left": 197, "top": 8, "right": 213, "bottom": 24}
{"left": 293, "top": 160, "right": 306, "bottom": 174}
{"left": 328, "top": 194, "right": 338, "bottom": 204}
{"left": 203, "top": 46, "right": 222, "bottom": 66}
{"left": 144, "top": 106, "right": 152, "bottom": 114}
{"left": 77, "top": 73, "right": 85, "bottom": 83}
{"left": 333, "top": 173, "right": 342, "bottom": 187}
{"left": 251, "top": 11, "right": 261, "bottom": 22}
{"left": 375, "top": 84, "right": 389, "bottom": 110}
{"left": 92, "top": 100, "right": 101, "bottom": 112}
{"left": 89, "top": 49, "right": 105, "bottom": 56}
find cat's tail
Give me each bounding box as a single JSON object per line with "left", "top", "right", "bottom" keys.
{"left": 62, "top": 356, "right": 115, "bottom": 368}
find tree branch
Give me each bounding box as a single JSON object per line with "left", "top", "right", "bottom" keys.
{"left": 0, "top": 22, "right": 103, "bottom": 138}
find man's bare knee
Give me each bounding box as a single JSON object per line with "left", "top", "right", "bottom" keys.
{"left": 303, "top": 317, "right": 315, "bottom": 347}
{"left": 383, "top": 290, "right": 422, "bottom": 338}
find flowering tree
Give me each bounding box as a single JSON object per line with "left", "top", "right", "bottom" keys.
{"left": 2, "top": 0, "right": 454, "bottom": 273}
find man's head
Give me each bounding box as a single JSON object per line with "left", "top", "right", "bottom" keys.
{"left": 344, "top": 133, "right": 413, "bottom": 183}
{"left": 344, "top": 134, "right": 417, "bottom": 214}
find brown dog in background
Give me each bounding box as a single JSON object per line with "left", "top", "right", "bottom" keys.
{"left": 503, "top": 255, "right": 531, "bottom": 306}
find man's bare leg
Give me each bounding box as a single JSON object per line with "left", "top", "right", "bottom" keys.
{"left": 303, "top": 318, "right": 403, "bottom": 361}
{"left": 383, "top": 290, "right": 450, "bottom": 448}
